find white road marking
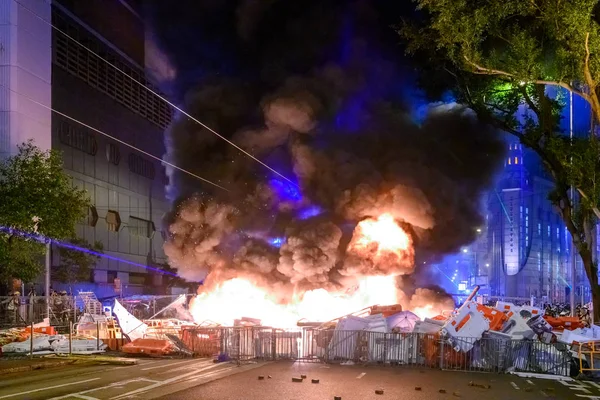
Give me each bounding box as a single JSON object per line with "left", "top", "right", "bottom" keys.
{"left": 47, "top": 378, "right": 160, "bottom": 399}
{"left": 356, "top": 373, "right": 366, "bottom": 379}
{"left": 526, "top": 379, "right": 535, "bottom": 385}
{"left": 510, "top": 382, "right": 520, "bottom": 390}
{"left": 561, "top": 380, "right": 594, "bottom": 394}
{"left": 575, "top": 396, "right": 600, "bottom": 399}
{"left": 156, "top": 360, "right": 214, "bottom": 374}
{"left": 0, "top": 378, "right": 101, "bottom": 399}
{"left": 585, "top": 381, "right": 600, "bottom": 390}
{"left": 540, "top": 391, "right": 549, "bottom": 398}
{"left": 141, "top": 359, "right": 197, "bottom": 371}
{"left": 70, "top": 395, "right": 98, "bottom": 400}
{"left": 109, "top": 364, "right": 222, "bottom": 399}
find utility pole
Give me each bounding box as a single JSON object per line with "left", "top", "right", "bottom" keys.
{"left": 570, "top": 87, "right": 576, "bottom": 315}
{"left": 45, "top": 240, "right": 51, "bottom": 321}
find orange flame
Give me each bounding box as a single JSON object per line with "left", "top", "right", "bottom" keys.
{"left": 354, "top": 213, "right": 411, "bottom": 253}
{"left": 189, "top": 276, "right": 400, "bottom": 328}
{"left": 188, "top": 214, "right": 423, "bottom": 328}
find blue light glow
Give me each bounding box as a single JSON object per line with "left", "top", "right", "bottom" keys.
{"left": 268, "top": 237, "right": 285, "bottom": 248}
{"left": 269, "top": 178, "right": 302, "bottom": 202}
{"left": 0, "top": 226, "right": 179, "bottom": 277}
{"left": 298, "top": 206, "right": 323, "bottom": 220}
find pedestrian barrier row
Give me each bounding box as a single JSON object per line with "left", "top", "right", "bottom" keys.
{"left": 182, "top": 327, "right": 572, "bottom": 376}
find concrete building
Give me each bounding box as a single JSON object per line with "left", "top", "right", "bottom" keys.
{"left": 0, "top": 0, "right": 172, "bottom": 297}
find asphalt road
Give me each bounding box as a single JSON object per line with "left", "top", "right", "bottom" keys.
{"left": 158, "top": 361, "right": 599, "bottom": 400}
{"left": 0, "top": 358, "right": 263, "bottom": 400}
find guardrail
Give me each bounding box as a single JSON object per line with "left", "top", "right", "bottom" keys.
{"left": 182, "top": 327, "right": 572, "bottom": 376}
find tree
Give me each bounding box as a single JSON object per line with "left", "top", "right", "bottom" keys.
{"left": 399, "top": 0, "right": 600, "bottom": 319}
{"left": 0, "top": 141, "right": 91, "bottom": 283}
{"left": 53, "top": 238, "right": 103, "bottom": 284}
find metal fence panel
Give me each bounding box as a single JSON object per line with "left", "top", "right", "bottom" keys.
{"left": 0, "top": 296, "right": 78, "bottom": 328}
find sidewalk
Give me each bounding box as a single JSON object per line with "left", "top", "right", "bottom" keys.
{"left": 0, "top": 354, "right": 137, "bottom": 375}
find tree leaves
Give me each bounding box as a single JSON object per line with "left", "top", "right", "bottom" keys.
{"left": 0, "top": 141, "right": 92, "bottom": 282}
{"left": 401, "top": 0, "right": 600, "bottom": 316}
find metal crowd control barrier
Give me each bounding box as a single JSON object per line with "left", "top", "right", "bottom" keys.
{"left": 0, "top": 295, "right": 78, "bottom": 328}
{"left": 576, "top": 340, "right": 600, "bottom": 375}
{"left": 181, "top": 327, "right": 572, "bottom": 376}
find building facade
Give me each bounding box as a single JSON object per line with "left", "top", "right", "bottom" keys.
{"left": 1, "top": 0, "right": 173, "bottom": 297}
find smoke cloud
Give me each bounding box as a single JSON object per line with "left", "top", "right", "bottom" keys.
{"left": 148, "top": 1, "right": 505, "bottom": 301}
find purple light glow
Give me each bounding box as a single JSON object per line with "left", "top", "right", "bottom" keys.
{"left": 0, "top": 226, "right": 179, "bottom": 277}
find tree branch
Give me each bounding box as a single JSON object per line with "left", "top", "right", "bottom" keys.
{"left": 464, "top": 55, "right": 592, "bottom": 103}
{"left": 576, "top": 188, "right": 600, "bottom": 220}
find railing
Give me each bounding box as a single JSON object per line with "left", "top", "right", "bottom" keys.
{"left": 0, "top": 296, "right": 79, "bottom": 328}
{"left": 181, "top": 326, "right": 572, "bottom": 376}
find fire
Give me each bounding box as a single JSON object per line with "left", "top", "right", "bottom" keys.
{"left": 187, "top": 214, "right": 438, "bottom": 328}
{"left": 412, "top": 305, "right": 438, "bottom": 320}
{"left": 354, "top": 213, "right": 410, "bottom": 253}
{"left": 189, "top": 275, "right": 399, "bottom": 328}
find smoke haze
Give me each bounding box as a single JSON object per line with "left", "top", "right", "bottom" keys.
{"left": 148, "top": 0, "right": 506, "bottom": 301}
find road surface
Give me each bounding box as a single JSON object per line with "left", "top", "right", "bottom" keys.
{"left": 157, "top": 361, "right": 599, "bottom": 400}
{"left": 0, "top": 357, "right": 263, "bottom": 400}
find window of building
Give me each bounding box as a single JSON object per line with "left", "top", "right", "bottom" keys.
{"left": 106, "top": 143, "right": 121, "bottom": 165}
{"left": 128, "top": 153, "right": 155, "bottom": 180}
{"left": 52, "top": 9, "right": 173, "bottom": 129}
{"left": 508, "top": 158, "right": 511, "bottom": 165}
{"left": 106, "top": 210, "right": 121, "bottom": 232}
{"left": 58, "top": 120, "right": 97, "bottom": 155}
{"left": 129, "top": 216, "right": 155, "bottom": 238}
{"left": 538, "top": 223, "right": 541, "bottom": 236}
{"left": 514, "top": 156, "right": 518, "bottom": 164}
{"left": 86, "top": 206, "right": 98, "bottom": 227}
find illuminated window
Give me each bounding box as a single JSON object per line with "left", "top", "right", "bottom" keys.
{"left": 508, "top": 158, "right": 512, "bottom": 165}
{"left": 514, "top": 157, "right": 518, "bottom": 164}
{"left": 106, "top": 210, "right": 121, "bottom": 232}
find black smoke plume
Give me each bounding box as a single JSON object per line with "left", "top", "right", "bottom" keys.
{"left": 147, "top": 0, "right": 506, "bottom": 301}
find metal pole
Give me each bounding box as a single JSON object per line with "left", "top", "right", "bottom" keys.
{"left": 69, "top": 321, "right": 73, "bottom": 355}
{"left": 97, "top": 321, "right": 100, "bottom": 351}
{"left": 570, "top": 87, "right": 576, "bottom": 316}
{"left": 29, "top": 322, "right": 33, "bottom": 359}
{"left": 45, "top": 240, "right": 51, "bottom": 321}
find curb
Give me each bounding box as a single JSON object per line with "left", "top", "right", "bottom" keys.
{"left": 0, "top": 356, "right": 138, "bottom": 375}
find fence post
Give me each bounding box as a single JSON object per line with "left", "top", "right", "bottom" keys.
{"left": 29, "top": 322, "right": 34, "bottom": 359}
{"left": 69, "top": 321, "right": 73, "bottom": 355}
{"left": 191, "top": 327, "right": 195, "bottom": 357}
{"left": 271, "top": 329, "right": 276, "bottom": 361}
{"left": 96, "top": 321, "right": 100, "bottom": 351}
{"left": 439, "top": 337, "right": 444, "bottom": 370}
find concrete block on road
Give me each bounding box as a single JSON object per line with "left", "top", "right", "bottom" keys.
{"left": 375, "top": 389, "right": 384, "bottom": 395}
{"left": 311, "top": 379, "right": 319, "bottom": 384}
{"left": 292, "top": 377, "right": 303, "bottom": 382}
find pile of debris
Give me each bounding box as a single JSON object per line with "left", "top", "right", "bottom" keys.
{"left": 1, "top": 325, "right": 107, "bottom": 356}
{"left": 311, "top": 286, "right": 597, "bottom": 376}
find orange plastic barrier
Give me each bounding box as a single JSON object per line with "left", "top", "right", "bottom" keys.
{"left": 543, "top": 316, "right": 585, "bottom": 331}
{"left": 24, "top": 326, "right": 57, "bottom": 335}
{"left": 370, "top": 304, "right": 403, "bottom": 318}
{"left": 122, "top": 338, "right": 175, "bottom": 356}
